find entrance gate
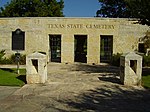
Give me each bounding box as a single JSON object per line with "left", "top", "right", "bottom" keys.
{"left": 74, "top": 35, "right": 87, "bottom": 63}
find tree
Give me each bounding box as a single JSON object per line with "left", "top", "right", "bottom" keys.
{"left": 0, "top": 0, "right": 64, "bottom": 17}
{"left": 96, "top": 0, "right": 150, "bottom": 26}
{"left": 125, "top": 0, "right": 150, "bottom": 26}
{"left": 96, "top": 0, "right": 130, "bottom": 18}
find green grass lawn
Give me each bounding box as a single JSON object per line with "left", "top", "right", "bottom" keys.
{"left": 142, "top": 68, "right": 150, "bottom": 89}
{"left": 0, "top": 68, "right": 26, "bottom": 86}
{"left": 142, "top": 75, "right": 150, "bottom": 88}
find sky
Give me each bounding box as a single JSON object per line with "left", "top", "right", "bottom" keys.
{"left": 0, "top": 0, "right": 100, "bottom": 17}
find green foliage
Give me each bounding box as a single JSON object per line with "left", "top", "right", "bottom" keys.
{"left": 143, "top": 55, "right": 150, "bottom": 67}
{"left": 0, "top": 68, "right": 26, "bottom": 86}
{"left": 96, "top": 0, "right": 130, "bottom": 18}
{"left": 142, "top": 76, "right": 150, "bottom": 89}
{"left": 19, "top": 54, "right": 26, "bottom": 65}
{"left": 0, "top": 58, "right": 12, "bottom": 64}
{"left": 8, "top": 54, "right": 26, "bottom": 65}
{"left": 111, "top": 53, "right": 122, "bottom": 67}
{"left": 0, "top": 50, "right": 26, "bottom": 65}
{"left": 97, "top": 0, "right": 150, "bottom": 26}
{"left": 0, "top": 50, "right": 6, "bottom": 62}
{"left": 0, "top": 0, "right": 64, "bottom": 17}
{"left": 144, "top": 31, "right": 150, "bottom": 50}
{"left": 125, "top": 0, "right": 150, "bottom": 26}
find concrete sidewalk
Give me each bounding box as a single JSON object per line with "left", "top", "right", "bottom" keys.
{"left": 0, "top": 65, "right": 26, "bottom": 69}
{"left": 0, "top": 63, "right": 150, "bottom": 112}
{"left": 0, "top": 86, "right": 20, "bottom": 100}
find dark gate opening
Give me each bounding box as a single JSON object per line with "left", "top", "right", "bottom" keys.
{"left": 100, "top": 35, "right": 113, "bottom": 63}
{"left": 74, "top": 35, "right": 87, "bottom": 63}
{"left": 49, "top": 35, "right": 61, "bottom": 63}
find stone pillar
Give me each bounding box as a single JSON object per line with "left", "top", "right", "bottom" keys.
{"left": 26, "top": 52, "right": 47, "bottom": 84}
{"left": 120, "top": 52, "right": 142, "bottom": 86}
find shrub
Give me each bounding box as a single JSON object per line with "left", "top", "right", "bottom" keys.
{"left": 0, "top": 58, "right": 12, "bottom": 64}
{"left": 9, "top": 54, "right": 26, "bottom": 65}
{"left": 0, "top": 50, "right": 6, "bottom": 62}
{"left": 0, "top": 50, "right": 26, "bottom": 65}
{"left": 19, "top": 54, "right": 26, "bottom": 65}
{"left": 143, "top": 55, "right": 150, "bottom": 67}
{"left": 111, "top": 53, "right": 122, "bottom": 67}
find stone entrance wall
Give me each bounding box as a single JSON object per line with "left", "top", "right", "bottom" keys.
{"left": 0, "top": 17, "right": 149, "bottom": 64}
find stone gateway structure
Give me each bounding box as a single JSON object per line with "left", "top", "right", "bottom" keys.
{"left": 26, "top": 52, "right": 47, "bottom": 84}
{"left": 120, "top": 52, "right": 142, "bottom": 86}
{"left": 0, "top": 17, "right": 149, "bottom": 64}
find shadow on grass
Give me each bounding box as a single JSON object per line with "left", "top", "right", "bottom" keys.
{"left": 16, "top": 75, "right": 27, "bottom": 84}
{"left": 0, "top": 68, "right": 27, "bottom": 85}
{"left": 0, "top": 68, "right": 15, "bottom": 73}
{"left": 0, "top": 68, "right": 23, "bottom": 74}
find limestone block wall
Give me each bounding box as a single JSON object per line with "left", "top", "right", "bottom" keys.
{"left": 45, "top": 18, "right": 118, "bottom": 64}
{"left": 0, "top": 18, "right": 49, "bottom": 57}
{"left": 0, "top": 17, "right": 149, "bottom": 64}
{"left": 115, "top": 20, "right": 148, "bottom": 54}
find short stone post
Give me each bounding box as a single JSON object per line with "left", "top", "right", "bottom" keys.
{"left": 120, "top": 52, "right": 142, "bottom": 86}
{"left": 26, "top": 52, "right": 47, "bottom": 84}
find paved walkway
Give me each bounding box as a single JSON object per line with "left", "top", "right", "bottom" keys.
{"left": 0, "top": 86, "right": 20, "bottom": 100}
{"left": 0, "top": 63, "right": 150, "bottom": 112}
{"left": 0, "top": 65, "right": 26, "bottom": 69}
